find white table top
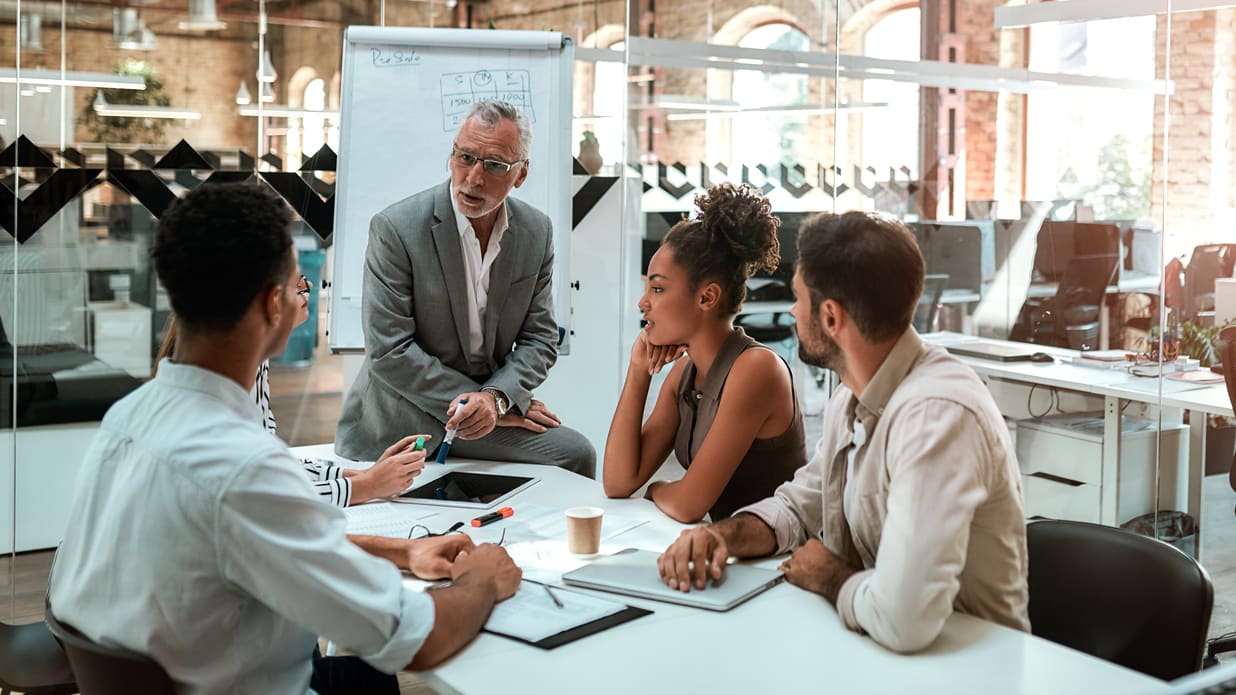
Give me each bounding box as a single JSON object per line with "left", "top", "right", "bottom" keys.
{"left": 922, "top": 332, "right": 1216, "bottom": 405}
{"left": 1160, "top": 384, "right": 1234, "bottom": 417}
{"left": 294, "top": 444, "right": 1166, "bottom": 695}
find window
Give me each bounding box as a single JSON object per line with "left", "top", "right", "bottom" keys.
{"left": 862, "top": 8, "right": 921, "bottom": 182}
{"left": 287, "top": 77, "right": 326, "bottom": 171}
{"left": 730, "top": 24, "right": 810, "bottom": 167}
{"left": 1025, "top": 17, "right": 1155, "bottom": 221}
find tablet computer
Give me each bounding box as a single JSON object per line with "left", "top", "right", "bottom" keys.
{"left": 561, "top": 548, "right": 784, "bottom": 612}
{"left": 396, "top": 471, "right": 538, "bottom": 509}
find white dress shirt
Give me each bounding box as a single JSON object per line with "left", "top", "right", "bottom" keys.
{"left": 738, "top": 329, "right": 1029, "bottom": 653}
{"left": 49, "top": 359, "right": 434, "bottom": 694}
{"left": 451, "top": 185, "right": 509, "bottom": 367}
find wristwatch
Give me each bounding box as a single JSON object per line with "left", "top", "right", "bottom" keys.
{"left": 481, "top": 387, "right": 510, "bottom": 418}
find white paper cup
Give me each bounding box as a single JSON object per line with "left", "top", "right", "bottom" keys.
{"left": 565, "top": 506, "right": 604, "bottom": 555}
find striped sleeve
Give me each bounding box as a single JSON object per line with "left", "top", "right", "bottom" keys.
{"left": 312, "top": 477, "right": 352, "bottom": 508}
{"left": 252, "top": 361, "right": 278, "bottom": 434}
{"left": 302, "top": 458, "right": 346, "bottom": 481}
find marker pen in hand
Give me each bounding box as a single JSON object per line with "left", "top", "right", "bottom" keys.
{"left": 436, "top": 398, "right": 467, "bottom": 463}
{"left": 398, "top": 436, "right": 428, "bottom": 496}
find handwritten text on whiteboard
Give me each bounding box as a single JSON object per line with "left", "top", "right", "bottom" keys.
{"left": 440, "top": 69, "right": 535, "bottom": 131}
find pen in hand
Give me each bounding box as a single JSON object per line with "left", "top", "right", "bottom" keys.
{"left": 436, "top": 398, "right": 467, "bottom": 463}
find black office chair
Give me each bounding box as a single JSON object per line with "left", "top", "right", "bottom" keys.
{"left": 1027, "top": 519, "right": 1213, "bottom": 681}
{"left": 1013, "top": 253, "right": 1118, "bottom": 348}
{"left": 913, "top": 274, "right": 948, "bottom": 333}
{"left": 44, "top": 607, "right": 176, "bottom": 695}
{"left": 0, "top": 620, "right": 75, "bottom": 695}
{"left": 735, "top": 277, "right": 796, "bottom": 361}
{"left": 1182, "top": 244, "right": 1236, "bottom": 322}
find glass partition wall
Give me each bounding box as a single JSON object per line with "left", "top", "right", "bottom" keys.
{"left": 0, "top": 0, "right": 1233, "bottom": 679}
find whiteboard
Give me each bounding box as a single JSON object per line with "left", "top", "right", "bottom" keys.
{"left": 329, "top": 27, "right": 573, "bottom": 352}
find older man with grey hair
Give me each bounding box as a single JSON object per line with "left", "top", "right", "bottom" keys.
{"left": 337, "top": 100, "right": 595, "bottom": 477}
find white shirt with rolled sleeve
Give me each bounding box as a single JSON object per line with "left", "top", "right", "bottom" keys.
{"left": 737, "top": 329, "right": 1030, "bottom": 653}
{"left": 49, "top": 359, "right": 434, "bottom": 695}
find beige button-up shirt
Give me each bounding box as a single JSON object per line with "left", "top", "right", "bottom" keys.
{"left": 739, "top": 329, "right": 1030, "bottom": 653}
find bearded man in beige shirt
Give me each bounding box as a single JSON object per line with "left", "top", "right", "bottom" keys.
{"left": 658, "top": 210, "right": 1030, "bottom": 653}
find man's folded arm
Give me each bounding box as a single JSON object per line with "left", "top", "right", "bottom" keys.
{"left": 735, "top": 438, "right": 829, "bottom": 555}
{"left": 216, "top": 450, "right": 436, "bottom": 673}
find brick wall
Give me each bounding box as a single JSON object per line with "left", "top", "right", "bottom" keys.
{"left": 1159, "top": 8, "right": 1236, "bottom": 244}
{"left": 0, "top": 25, "right": 257, "bottom": 150}
{"left": 960, "top": 0, "right": 1001, "bottom": 204}
{"left": 10, "top": 0, "right": 1230, "bottom": 239}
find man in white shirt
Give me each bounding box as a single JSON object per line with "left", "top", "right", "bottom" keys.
{"left": 336, "top": 100, "right": 595, "bottom": 477}
{"left": 49, "top": 183, "right": 521, "bottom": 694}
{"left": 658, "top": 211, "right": 1029, "bottom": 653}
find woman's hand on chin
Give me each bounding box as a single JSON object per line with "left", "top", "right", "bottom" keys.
{"left": 630, "top": 327, "right": 686, "bottom": 375}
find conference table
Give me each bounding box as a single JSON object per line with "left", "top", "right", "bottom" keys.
{"left": 922, "top": 332, "right": 1232, "bottom": 559}
{"left": 294, "top": 444, "right": 1165, "bottom": 695}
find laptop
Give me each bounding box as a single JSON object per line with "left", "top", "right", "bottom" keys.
{"left": 561, "top": 548, "right": 784, "bottom": 611}
{"left": 945, "top": 342, "right": 1037, "bottom": 362}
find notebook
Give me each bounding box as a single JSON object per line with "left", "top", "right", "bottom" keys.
{"left": 482, "top": 579, "right": 650, "bottom": 649}
{"left": 561, "top": 548, "right": 784, "bottom": 612}
{"left": 1165, "top": 369, "right": 1225, "bottom": 385}
{"left": 945, "top": 342, "right": 1036, "bottom": 362}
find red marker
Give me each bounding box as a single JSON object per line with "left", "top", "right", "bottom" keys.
{"left": 471, "top": 506, "right": 514, "bottom": 527}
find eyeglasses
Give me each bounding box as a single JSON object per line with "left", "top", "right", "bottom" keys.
{"left": 452, "top": 147, "right": 524, "bottom": 176}
{"left": 408, "top": 521, "right": 505, "bottom": 546}
{"left": 296, "top": 275, "right": 311, "bottom": 297}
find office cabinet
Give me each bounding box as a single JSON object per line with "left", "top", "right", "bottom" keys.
{"left": 1017, "top": 413, "right": 1187, "bottom": 525}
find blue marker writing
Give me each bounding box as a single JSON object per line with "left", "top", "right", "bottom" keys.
{"left": 435, "top": 398, "right": 466, "bottom": 463}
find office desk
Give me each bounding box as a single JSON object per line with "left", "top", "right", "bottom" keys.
{"left": 923, "top": 333, "right": 1213, "bottom": 556}
{"left": 294, "top": 444, "right": 1164, "bottom": 695}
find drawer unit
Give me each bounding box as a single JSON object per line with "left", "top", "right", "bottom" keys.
{"left": 1022, "top": 472, "right": 1101, "bottom": 523}
{"left": 1016, "top": 413, "right": 1186, "bottom": 525}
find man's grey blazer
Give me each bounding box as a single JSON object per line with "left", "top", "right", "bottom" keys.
{"left": 336, "top": 180, "right": 559, "bottom": 460}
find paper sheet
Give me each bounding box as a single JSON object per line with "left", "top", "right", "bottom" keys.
{"left": 344, "top": 502, "right": 438, "bottom": 538}
{"left": 464, "top": 502, "right": 649, "bottom": 546}
{"left": 484, "top": 580, "right": 625, "bottom": 643}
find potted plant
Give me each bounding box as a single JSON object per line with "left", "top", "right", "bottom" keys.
{"left": 1175, "top": 318, "right": 1236, "bottom": 475}
{"left": 80, "top": 58, "right": 171, "bottom": 144}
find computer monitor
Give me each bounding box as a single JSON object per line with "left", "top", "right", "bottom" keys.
{"left": 1034, "top": 221, "right": 1121, "bottom": 282}
{"left": 914, "top": 223, "right": 984, "bottom": 293}
{"left": 1073, "top": 223, "right": 1120, "bottom": 258}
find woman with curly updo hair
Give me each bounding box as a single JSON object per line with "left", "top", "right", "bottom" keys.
{"left": 602, "top": 183, "right": 806, "bottom": 522}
